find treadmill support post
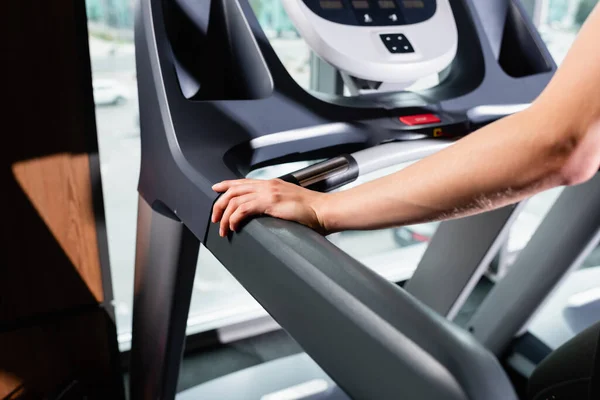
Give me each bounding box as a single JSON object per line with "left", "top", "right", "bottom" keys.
{"left": 130, "top": 196, "right": 200, "bottom": 400}
{"left": 469, "top": 173, "right": 600, "bottom": 355}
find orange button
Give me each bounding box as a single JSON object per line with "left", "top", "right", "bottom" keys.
{"left": 399, "top": 114, "right": 441, "bottom": 126}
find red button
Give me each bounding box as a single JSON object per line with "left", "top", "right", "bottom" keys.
{"left": 399, "top": 114, "right": 441, "bottom": 126}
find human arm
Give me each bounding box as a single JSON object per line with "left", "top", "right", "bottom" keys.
{"left": 212, "top": 5, "right": 600, "bottom": 237}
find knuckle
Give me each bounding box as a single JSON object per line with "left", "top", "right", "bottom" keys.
{"left": 226, "top": 188, "right": 239, "bottom": 198}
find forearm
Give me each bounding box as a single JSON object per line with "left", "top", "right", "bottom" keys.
{"left": 320, "top": 107, "right": 572, "bottom": 232}
{"left": 320, "top": 5, "right": 600, "bottom": 233}
{"left": 212, "top": 5, "right": 600, "bottom": 238}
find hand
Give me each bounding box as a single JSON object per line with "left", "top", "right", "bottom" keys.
{"left": 211, "top": 178, "right": 329, "bottom": 237}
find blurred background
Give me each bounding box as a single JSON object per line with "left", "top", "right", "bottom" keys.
{"left": 84, "top": 0, "right": 599, "bottom": 351}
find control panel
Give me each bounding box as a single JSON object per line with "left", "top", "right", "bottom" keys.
{"left": 380, "top": 34, "right": 415, "bottom": 54}
{"left": 281, "top": 0, "right": 457, "bottom": 84}
{"left": 301, "top": 0, "right": 437, "bottom": 26}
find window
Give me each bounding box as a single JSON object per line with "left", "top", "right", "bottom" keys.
{"left": 86, "top": 0, "right": 139, "bottom": 347}
{"left": 87, "top": 0, "right": 441, "bottom": 350}
{"left": 89, "top": 0, "right": 599, "bottom": 352}
{"left": 526, "top": 0, "right": 598, "bottom": 62}
{"left": 87, "top": 0, "right": 347, "bottom": 349}
{"left": 250, "top": 0, "right": 310, "bottom": 88}
{"left": 523, "top": 0, "right": 600, "bottom": 349}
{"left": 484, "top": 0, "right": 600, "bottom": 349}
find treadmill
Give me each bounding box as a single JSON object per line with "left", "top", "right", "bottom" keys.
{"left": 129, "top": 0, "right": 558, "bottom": 399}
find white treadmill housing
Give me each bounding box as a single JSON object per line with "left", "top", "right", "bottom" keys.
{"left": 281, "top": 0, "right": 458, "bottom": 84}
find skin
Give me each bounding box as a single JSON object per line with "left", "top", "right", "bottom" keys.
{"left": 212, "top": 4, "right": 600, "bottom": 238}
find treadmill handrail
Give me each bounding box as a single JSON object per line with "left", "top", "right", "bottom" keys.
{"left": 205, "top": 217, "right": 518, "bottom": 400}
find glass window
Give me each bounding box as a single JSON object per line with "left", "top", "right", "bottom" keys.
{"left": 526, "top": 0, "right": 598, "bottom": 63}
{"left": 249, "top": 0, "right": 310, "bottom": 88}
{"left": 86, "top": 0, "right": 139, "bottom": 348}
{"left": 523, "top": 0, "right": 600, "bottom": 349}
{"left": 87, "top": 0, "right": 402, "bottom": 350}
{"left": 90, "top": 0, "right": 599, "bottom": 352}
{"left": 86, "top": 0, "right": 443, "bottom": 350}
{"left": 481, "top": 0, "right": 600, "bottom": 349}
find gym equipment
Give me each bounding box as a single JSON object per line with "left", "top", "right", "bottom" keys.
{"left": 129, "top": 0, "right": 566, "bottom": 399}
{"left": 280, "top": 0, "right": 457, "bottom": 85}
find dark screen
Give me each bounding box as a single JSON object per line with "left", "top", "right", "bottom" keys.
{"left": 302, "top": 0, "right": 437, "bottom": 26}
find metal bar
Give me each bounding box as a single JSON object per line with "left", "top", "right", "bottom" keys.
{"left": 466, "top": 104, "right": 530, "bottom": 125}
{"left": 351, "top": 139, "right": 453, "bottom": 175}
{"left": 280, "top": 139, "right": 453, "bottom": 192}
{"left": 468, "top": 173, "right": 600, "bottom": 355}
{"left": 129, "top": 196, "right": 201, "bottom": 400}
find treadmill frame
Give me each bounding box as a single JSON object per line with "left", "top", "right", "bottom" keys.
{"left": 129, "top": 0, "right": 557, "bottom": 398}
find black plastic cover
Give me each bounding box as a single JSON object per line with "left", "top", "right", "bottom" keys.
{"left": 205, "top": 218, "right": 518, "bottom": 400}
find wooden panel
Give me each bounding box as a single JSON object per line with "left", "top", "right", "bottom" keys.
{"left": 12, "top": 154, "right": 104, "bottom": 302}
{"left": 0, "top": 0, "right": 109, "bottom": 323}
{"left": 0, "top": 310, "right": 123, "bottom": 399}
{"left": 0, "top": 0, "right": 121, "bottom": 397}
{"left": 0, "top": 166, "right": 102, "bottom": 322}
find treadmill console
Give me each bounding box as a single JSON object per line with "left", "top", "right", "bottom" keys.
{"left": 282, "top": 0, "right": 457, "bottom": 84}
{"left": 301, "top": 0, "right": 437, "bottom": 26}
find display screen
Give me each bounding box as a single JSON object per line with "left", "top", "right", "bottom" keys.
{"left": 402, "top": 0, "right": 426, "bottom": 8}
{"left": 378, "top": 1, "right": 396, "bottom": 9}
{"left": 351, "top": 1, "right": 370, "bottom": 9}
{"left": 320, "top": 0, "right": 344, "bottom": 9}
{"left": 304, "top": 0, "right": 437, "bottom": 26}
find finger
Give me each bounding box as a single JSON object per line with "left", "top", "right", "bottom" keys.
{"left": 229, "top": 201, "right": 263, "bottom": 232}
{"left": 212, "top": 179, "right": 255, "bottom": 193}
{"left": 220, "top": 194, "right": 256, "bottom": 237}
{"left": 212, "top": 184, "right": 256, "bottom": 223}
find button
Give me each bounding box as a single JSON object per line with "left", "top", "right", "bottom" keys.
{"left": 380, "top": 33, "right": 415, "bottom": 53}
{"left": 355, "top": 12, "right": 374, "bottom": 24}
{"left": 353, "top": 0, "right": 405, "bottom": 26}
{"left": 399, "top": 114, "right": 441, "bottom": 126}
{"left": 376, "top": 10, "right": 403, "bottom": 25}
